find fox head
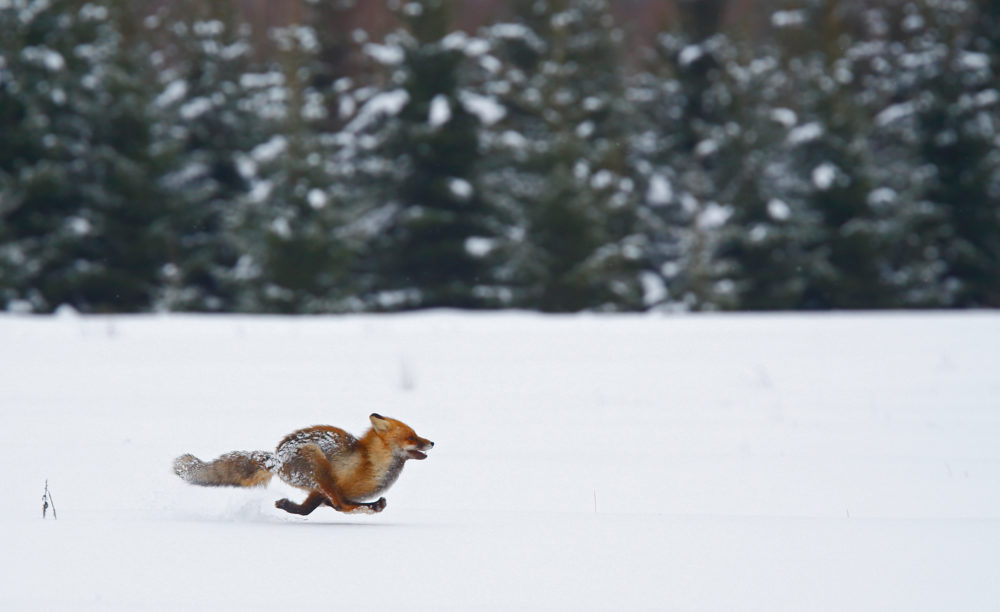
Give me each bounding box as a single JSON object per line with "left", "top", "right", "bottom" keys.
{"left": 370, "top": 413, "right": 434, "bottom": 460}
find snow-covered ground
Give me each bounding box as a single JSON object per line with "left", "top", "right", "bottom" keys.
{"left": 2, "top": 311, "right": 999, "bottom": 610}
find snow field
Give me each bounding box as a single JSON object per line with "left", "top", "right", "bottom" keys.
{"left": 1, "top": 311, "right": 999, "bottom": 610}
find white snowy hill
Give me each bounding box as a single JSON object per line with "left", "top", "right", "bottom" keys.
{"left": 2, "top": 311, "right": 998, "bottom": 610}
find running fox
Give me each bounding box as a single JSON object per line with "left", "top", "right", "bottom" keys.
{"left": 173, "top": 414, "right": 433, "bottom": 515}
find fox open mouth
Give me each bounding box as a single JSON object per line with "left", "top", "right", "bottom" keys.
{"left": 407, "top": 449, "right": 428, "bottom": 460}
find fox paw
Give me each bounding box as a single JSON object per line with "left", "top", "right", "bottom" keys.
{"left": 355, "top": 497, "right": 386, "bottom": 514}
{"left": 274, "top": 499, "right": 315, "bottom": 516}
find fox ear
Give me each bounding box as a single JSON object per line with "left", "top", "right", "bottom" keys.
{"left": 370, "top": 413, "right": 390, "bottom": 433}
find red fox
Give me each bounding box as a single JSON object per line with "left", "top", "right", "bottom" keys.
{"left": 173, "top": 414, "right": 433, "bottom": 515}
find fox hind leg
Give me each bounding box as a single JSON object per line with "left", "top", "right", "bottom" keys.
{"left": 275, "top": 491, "right": 327, "bottom": 516}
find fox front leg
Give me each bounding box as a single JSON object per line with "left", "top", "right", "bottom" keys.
{"left": 348, "top": 497, "right": 387, "bottom": 514}
{"left": 318, "top": 493, "right": 387, "bottom": 515}
{"left": 274, "top": 493, "right": 386, "bottom": 516}
{"left": 317, "top": 495, "right": 386, "bottom": 514}
{"left": 297, "top": 444, "right": 385, "bottom": 514}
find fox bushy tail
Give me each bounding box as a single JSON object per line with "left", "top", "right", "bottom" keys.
{"left": 173, "top": 451, "right": 276, "bottom": 487}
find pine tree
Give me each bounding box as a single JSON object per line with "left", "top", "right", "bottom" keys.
{"left": 349, "top": 0, "right": 507, "bottom": 310}
{"left": 477, "top": 0, "right": 643, "bottom": 312}
{"left": 231, "top": 16, "right": 367, "bottom": 313}
{"left": 717, "top": 1, "right": 909, "bottom": 309}
{"left": 902, "top": 0, "right": 1000, "bottom": 306}
{"left": 765, "top": 1, "right": 896, "bottom": 309}
{"left": 0, "top": 0, "right": 165, "bottom": 312}
{"left": 146, "top": 1, "right": 268, "bottom": 311}
{"left": 848, "top": 0, "right": 1000, "bottom": 308}
{"left": 633, "top": 1, "right": 733, "bottom": 310}
{"left": 632, "top": 1, "right": 804, "bottom": 310}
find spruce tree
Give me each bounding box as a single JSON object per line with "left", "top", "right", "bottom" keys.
{"left": 477, "top": 0, "right": 643, "bottom": 311}
{"left": 904, "top": 0, "right": 1000, "bottom": 306}
{"left": 633, "top": 1, "right": 803, "bottom": 310}
{"left": 852, "top": 0, "right": 1000, "bottom": 308}
{"left": 0, "top": 0, "right": 164, "bottom": 312}
{"left": 146, "top": 1, "right": 267, "bottom": 311}
{"left": 633, "top": 1, "right": 735, "bottom": 310}
{"left": 718, "top": 1, "right": 907, "bottom": 309}
{"left": 350, "top": 0, "right": 505, "bottom": 310}
{"left": 232, "top": 16, "right": 366, "bottom": 313}
{"left": 765, "top": 1, "right": 894, "bottom": 309}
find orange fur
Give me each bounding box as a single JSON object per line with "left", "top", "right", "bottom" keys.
{"left": 174, "top": 414, "right": 433, "bottom": 516}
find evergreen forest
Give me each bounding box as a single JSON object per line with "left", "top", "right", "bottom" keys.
{"left": 2, "top": 0, "right": 998, "bottom": 313}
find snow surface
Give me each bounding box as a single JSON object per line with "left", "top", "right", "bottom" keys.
{"left": 767, "top": 198, "right": 791, "bottom": 221}
{"left": 679, "top": 44, "right": 704, "bottom": 68}
{"left": 787, "top": 122, "right": 824, "bottom": 145}
{"left": 876, "top": 101, "right": 916, "bottom": 127}
{"left": 771, "top": 10, "right": 807, "bottom": 28}
{"left": 21, "top": 46, "right": 65, "bottom": 72}
{"left": 362, "top": 42, "right": 404, "bottom": 66}
{"left": 770, "top": 107, "right": 798, "bottom": 128}
{"left": 2, "top": 311, "right": 999, "bottom": 611}
{"left": 463, "top": 236, "right": 494, "bottom": 257}
{"left": 646, "top": 174, "right": 673, "bottom": 206}
{"left": 812, "top": 162, "right": 838, "bottom": 191}
{"left": 459, "top": 90, "right": 506, "bottom": 125}
{"left": 344, "top": 89, "right": 409, "bottom": 133}
{"left": 154, "top": 80, "right": 188, "bottom": 108}
{"left": 429, "top": 94, "right": 452, "bottom": 128}
{"left": 448, "top": 177, "right": 473, "bottom": 200}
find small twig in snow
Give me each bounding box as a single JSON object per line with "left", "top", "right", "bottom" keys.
{"left": 42, "top": 480, "right": 57, "bottom": 520}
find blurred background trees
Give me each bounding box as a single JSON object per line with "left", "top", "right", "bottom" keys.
{"left": 1, "top": 0, "right": 166, "bottom": 312}
{"left": 1, "top": 0, "right": 997, "bottom": 313}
